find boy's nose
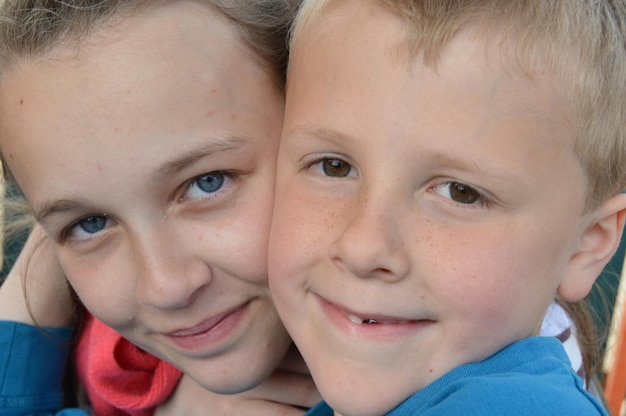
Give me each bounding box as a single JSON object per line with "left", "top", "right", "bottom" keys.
{"left": 133, "top": 233, "right": 212, "bottom": 310}
{"left": 328, "top": 195, "right": 410, "bottom": 282}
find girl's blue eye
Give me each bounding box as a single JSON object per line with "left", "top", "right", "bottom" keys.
{"left": 195, "top": 172, "right": 225, "bottom": 193}
{"left": 184, "top": 171, "right": 230, "bottom": 200}
{"left": 63, "top": 214, "right": 111, "bottom": 241}
{"left": 77, "top": 215, "right": 108, "bottom": 234}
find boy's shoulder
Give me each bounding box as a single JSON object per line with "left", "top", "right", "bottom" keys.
{"left": 391, "top": 337, "right": 607, "bottom": 416}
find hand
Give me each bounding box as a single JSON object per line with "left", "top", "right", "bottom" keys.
{"left": 155, "top": 369, "right": 320, "bottom": 416}
{"left": 0, "top": 224, "right": 74, "bottom": 326}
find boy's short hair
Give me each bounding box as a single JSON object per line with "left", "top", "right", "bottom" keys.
{"left": 291, "top": 0, "right": 626, "bottom": 210}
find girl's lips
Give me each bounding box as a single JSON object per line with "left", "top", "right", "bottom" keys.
{"left": 163, "top": 302, "right": 250, "bottom": 352}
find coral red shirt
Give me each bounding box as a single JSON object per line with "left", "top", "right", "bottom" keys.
{"left": 76, "top": 314, "right": 182, "bottom": 416}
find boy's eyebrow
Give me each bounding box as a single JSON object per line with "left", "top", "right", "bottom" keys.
{"left": 286, "top": 126, "right": 353, "bottom": 147}
{"left": 34, "top": 136, "right": 252, "bottom": 224}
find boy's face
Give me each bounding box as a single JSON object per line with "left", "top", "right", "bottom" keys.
{"left": 0, "top": 2, "right": 290, "bottom": 394}
{"left": 269, "top": 1, "right": 594, "bottom": 414}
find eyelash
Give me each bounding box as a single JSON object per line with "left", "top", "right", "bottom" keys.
{"left": 303, "top": 156, "right": 356, "bottom": 178}
{"left": 60, "top": 214, "right": 112, "bottom": 243}
{"left": 303, "top": 157, "right": 492, "bottom": 209}
{"left": 431, "top": 181, "right": 492, "bottom": 208}
{"left": 179, "top": 170, "right": 238, "bottom": 202}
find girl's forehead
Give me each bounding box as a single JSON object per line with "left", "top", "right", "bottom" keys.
{"left": 0, "top": 2, "right": 283, "bottom": 213}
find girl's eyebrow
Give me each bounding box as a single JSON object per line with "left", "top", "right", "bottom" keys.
{"left": 34, "top": 197, "right": 98, "bottom": 225}
{"left": 34, "top": 136, "right": 253, "bottom": 224}
{"left": 149, "top": 136, "right": 252, "bottom": 184}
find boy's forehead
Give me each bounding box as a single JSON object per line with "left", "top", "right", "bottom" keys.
{"left": 284, "top": 0, "right": 578, "bottom": 176}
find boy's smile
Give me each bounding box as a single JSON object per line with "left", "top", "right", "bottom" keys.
{"left": 268, "top": 1, "right": 598, "bottom": 415}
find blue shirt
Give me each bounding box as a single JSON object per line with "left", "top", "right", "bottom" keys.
{"left": 306, "top": 337, "right": 607, "bottom": 415}
{"left": 0, "top": 321, "right": 88, "bottom": 415}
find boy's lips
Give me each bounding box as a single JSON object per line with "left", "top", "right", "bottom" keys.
{"left": 344, "top": 312, "right": 411, "bottom": 325}
{"left": 316, "top": 294, "right": 434, "bottom": 339}
{"left": 339, "top": 306, "right": 414, "bottom": 326}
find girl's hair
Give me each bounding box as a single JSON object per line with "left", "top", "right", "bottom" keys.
{"left": 558, "top": 298, "right": 600, "bottom": 386}
{"left": 291, "top": 0, "right": 626, "bottom": 211}
{"left": 0, "top": 0, "right": 298, "bottom": 93}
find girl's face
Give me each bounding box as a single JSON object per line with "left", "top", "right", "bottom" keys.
{"left": 0, "top": 2, "right": 290, "bottom": 394}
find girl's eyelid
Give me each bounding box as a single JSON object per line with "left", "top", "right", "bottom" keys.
{"left": 178, "top": 169, "right": 242, "bottom": 203}
{"left": 60, "top": 213, "right": 114, "bottom": 243}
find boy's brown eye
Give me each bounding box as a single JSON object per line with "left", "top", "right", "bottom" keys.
{"left": 449, "top": 183, "right": 480, "bottom": 204}
{"left": 322, "top": 158, "right": 352, "bottom": 177}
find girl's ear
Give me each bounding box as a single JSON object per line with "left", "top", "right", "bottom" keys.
{"left": 558, "top": 193, "right": 626, "bottom": 302}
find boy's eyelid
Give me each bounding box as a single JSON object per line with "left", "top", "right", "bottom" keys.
{"left": 429, "top": 178, "right": 499, "bottom": 209}
{"left": 301, "top": 154, "right": 359, "bottom": 178}
{"left": 300, "top": 152, "right": 355, "bottom": 168}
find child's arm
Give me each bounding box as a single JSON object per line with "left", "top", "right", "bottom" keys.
{"left": 0, "top": 225, "right": 85, "bottom": 416}
{"left": 0, "top": 224, "right": 74, "bottom": 326}
{"left": 155, "top": 345, "right": 320, "bottom": 415}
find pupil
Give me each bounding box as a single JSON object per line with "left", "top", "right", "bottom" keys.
{"left": 198, "top": 172, "right": 225, "bottom": 193}
{"left": 450, "top": 183, "right": 479, "bottom": 204}
{"left": 79, "top": 216, "right": 106, "bottom": 234}
{"left": 323, "top": 159, "right": 351, "bottom": 177}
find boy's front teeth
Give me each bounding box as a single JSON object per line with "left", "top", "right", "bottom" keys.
{"left": 347, "top": 314, "right": 378, "bottom": 325}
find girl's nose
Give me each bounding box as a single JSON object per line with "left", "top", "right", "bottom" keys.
{"left": 133, "top": 233, "right": 212, "bottom": 310}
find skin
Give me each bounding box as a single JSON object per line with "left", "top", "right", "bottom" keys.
{"left": 0, "top": 1, "right": 292, "bottom": 396}
{"left": 268, "top": 1, "right": 626, "bottom": 415}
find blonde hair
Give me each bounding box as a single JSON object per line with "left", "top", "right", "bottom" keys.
{"left": 291, "top": 0, "right": 626, "bottom": 210}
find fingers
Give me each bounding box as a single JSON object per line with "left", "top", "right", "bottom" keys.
{"left": 155, "top": 374, "right": 312, "bottom": 416}
{"left": 212, "top": 398, "right": 309, "bottom": 416}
